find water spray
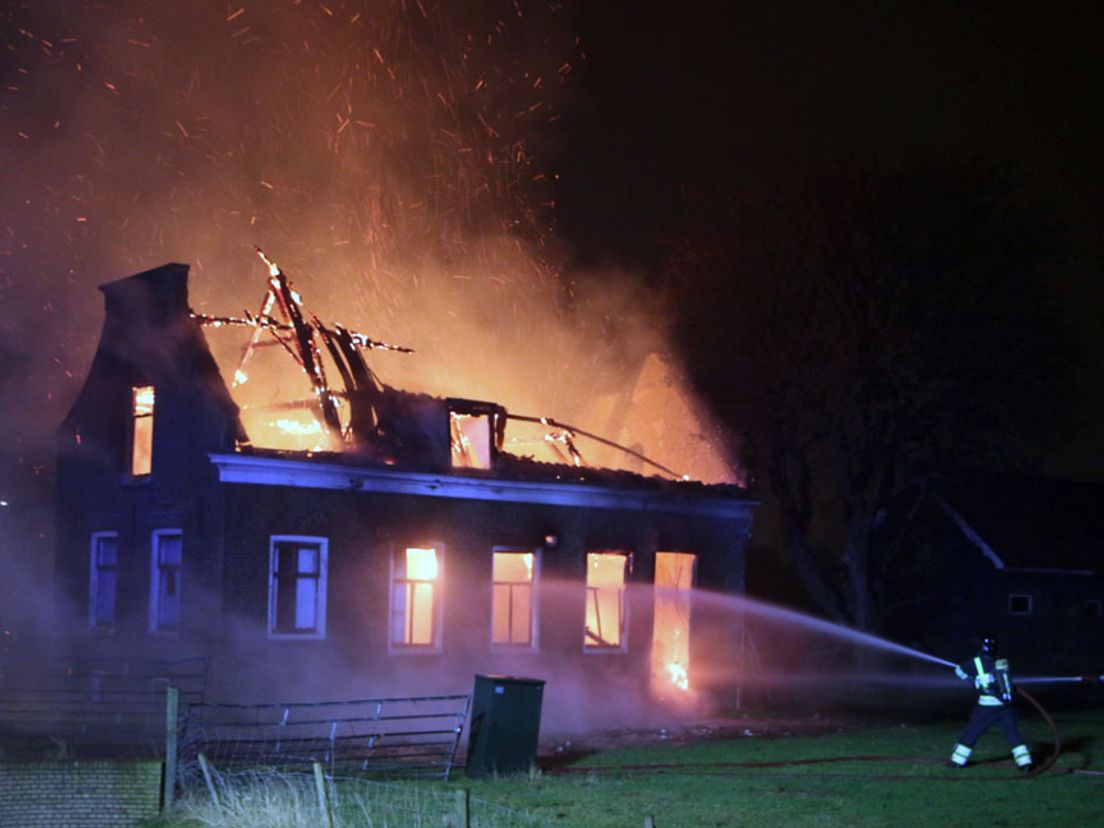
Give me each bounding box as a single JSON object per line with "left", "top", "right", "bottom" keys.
{"left": 714, "top": 592, "right": 960, "bottom": 670}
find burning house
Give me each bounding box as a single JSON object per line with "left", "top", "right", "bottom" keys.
{"left": 53, "top": 259, "right": 755, "bottom": 729}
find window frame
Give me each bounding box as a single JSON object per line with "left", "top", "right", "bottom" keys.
{"left": 490, "top": 546, "right": 540, "bottom": 651}
{"left": 267, "top": 535, "right": 329, "bottom": 640}
{"left": 148, "top": 529, "right": 183, "bottom": 634}
{"left": 88, "top": 531, "right": 120, "bottom": 631}
{"left": 388, "top": 542, "right": 445, "bottom": 654}
{"left": 583, "top": 550, "right": 632, "bottom": 654}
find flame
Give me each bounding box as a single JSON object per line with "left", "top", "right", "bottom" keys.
{"left": 667, "top": 661, "right": 690, "bottom": 692}
{"left": 272, "top": 418, "right": 323, "bottom": 437}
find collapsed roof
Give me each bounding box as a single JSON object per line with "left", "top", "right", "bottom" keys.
{"left": 191, "top": 249, "right": 741, "bottom": 489}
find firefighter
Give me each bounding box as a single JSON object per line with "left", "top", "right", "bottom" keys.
{"left": 947, "top": 636, "right": 1033, "bottom": 771}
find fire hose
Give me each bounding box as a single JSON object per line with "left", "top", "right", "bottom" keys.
{"left": 548, "top": 688, "right": 1070, "bottom": 781}
{"left": 545, "top": 674, "right": 1097, "bottom": 780}
{"left": 1016, "top": 686, "right": 1060, "bottom": 778}
{"left": 1010, "top": 673, "right": 1101, "bottom": 777}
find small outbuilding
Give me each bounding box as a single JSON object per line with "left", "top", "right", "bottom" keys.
{"left": 884, "top": 473, "right": 1104, "bottom": 673}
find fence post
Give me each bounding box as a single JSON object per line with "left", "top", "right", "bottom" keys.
{"left": 163, "top": 685, "right": 179, "bottom": 811}
{"left": 313, "top": 761, "right": 335, "bottom": 828}
{"left": 450, "top": 788, "right": 470, "bottom": 828}
{"left": 198, "top": 753, "right": 220, "bottom": 809}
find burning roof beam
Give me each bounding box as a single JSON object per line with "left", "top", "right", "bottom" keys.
{"left": 193, "top": 247, "right": 414, "bottom": 449}
{"left": 507, "top": 413, "right": 683, "bottom": 479}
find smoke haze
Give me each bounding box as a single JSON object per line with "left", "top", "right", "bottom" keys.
{"left": 0, "top": 1, "right": 740, "bottom": 625}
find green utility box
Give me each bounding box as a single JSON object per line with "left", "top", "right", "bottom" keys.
{"left": 466, "top": 674, "right": 545, "bottom": 776}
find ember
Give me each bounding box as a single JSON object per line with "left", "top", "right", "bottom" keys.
{"left": 2, "top": 1, "right": 740, "bottom": 486}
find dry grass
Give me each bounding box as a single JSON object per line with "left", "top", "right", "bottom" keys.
{"left": 152, "top": 770, "right": 541, "bottom": 828}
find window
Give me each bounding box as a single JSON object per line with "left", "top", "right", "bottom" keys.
{"left": 88, "top": 532, "right": 119, "bottom": 629}
{"left": 492, "top": 549, "right": 537, "bottom": 648}
{"left": 391, "top": 545, "right": 442, "bottom": 650}
{"left": 651, "top": 552, "right": 696, "bottom": 692}
{"left": 149, "top": 530, "right": 182, "bottom": 633}
{"left": 1008, "top": 593, "right": 1033, "bottom": 616}
{"left": 268, "top": 537, "right": 328, "bottom": 638}
{"left": 584, "top": 552, "right": 630, "bottom": 650}
{"left": 448, "top": 401, "right": 502, "bottom": 470}
{"left": 449, "top": 412, "right": 493, "bottom": 469}
{"left": 130, "top": 385, "right": 155, "bottom": 476}
{"left": 1084, "top": 599, "right": 1102, "bottom": 620}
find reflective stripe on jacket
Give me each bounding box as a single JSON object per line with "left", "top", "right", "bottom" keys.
{"left": 955, "top": 655, "right": 1004, "bottom": 705}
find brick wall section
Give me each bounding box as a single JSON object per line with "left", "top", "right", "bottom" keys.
{"left": 0, "top": 760, "right": 161, "bottom": 828}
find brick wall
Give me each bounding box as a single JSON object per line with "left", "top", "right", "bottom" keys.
{"left": 0, "top": 760, "right": 161, "bottom": 828}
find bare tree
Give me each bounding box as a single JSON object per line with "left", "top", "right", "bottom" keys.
{"left": 663, "top": 164, "right": 1069, "bottom": 629}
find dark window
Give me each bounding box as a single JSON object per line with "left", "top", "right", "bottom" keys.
{"left": 149, "top": 530, "right": 182, "bottom": 633}
{"left": 269, "top": 537, "right": 328, "bottom": 637}
{"left": 89, "top": 532, "right": 119, "bottom": 629}
{"left": 1008, "top": 593, "right": 1033, "bottom": 616}
{"left": 1084, "top": 600, "right": 1102, "bottom": 619}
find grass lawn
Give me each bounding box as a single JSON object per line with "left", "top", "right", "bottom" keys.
{"left": 152, "top": 706, "right": 1103, "bottom": 827}
{"left": 454, "top": 707, "right": 1104, "bottom": 827}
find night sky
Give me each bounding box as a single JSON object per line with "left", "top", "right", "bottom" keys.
{"left": 1, "top": 1, "right": 1101, "bottom": 563}
{"left": 557, "top": 2, "right": 1103, "bottom": 479}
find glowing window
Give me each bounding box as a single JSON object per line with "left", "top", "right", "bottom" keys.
{"left": 392, "top": 546, "right": 442, "bottom": 649}
{"left": 584, "top": 552, "right": 629, "bottom": 650}
{"left": 450, "top": 412, "right": 493, "bottom": 470}
{"left": 88, "top": 532, "right": 119, "bottom": 629}
{"left": 268, "top": 537, "right": 328, "bottom": 638}
{"left": 130, "top": 385, "right": 155, "bottom": 476}
{"left": 651, "top": 552, "right": 696, "bottom": 693}
{"left": 149, "top": 530, "right": 182, "bottom": 633}
{"left": 492, "top": 549, "right": 536, "bottom": 647}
